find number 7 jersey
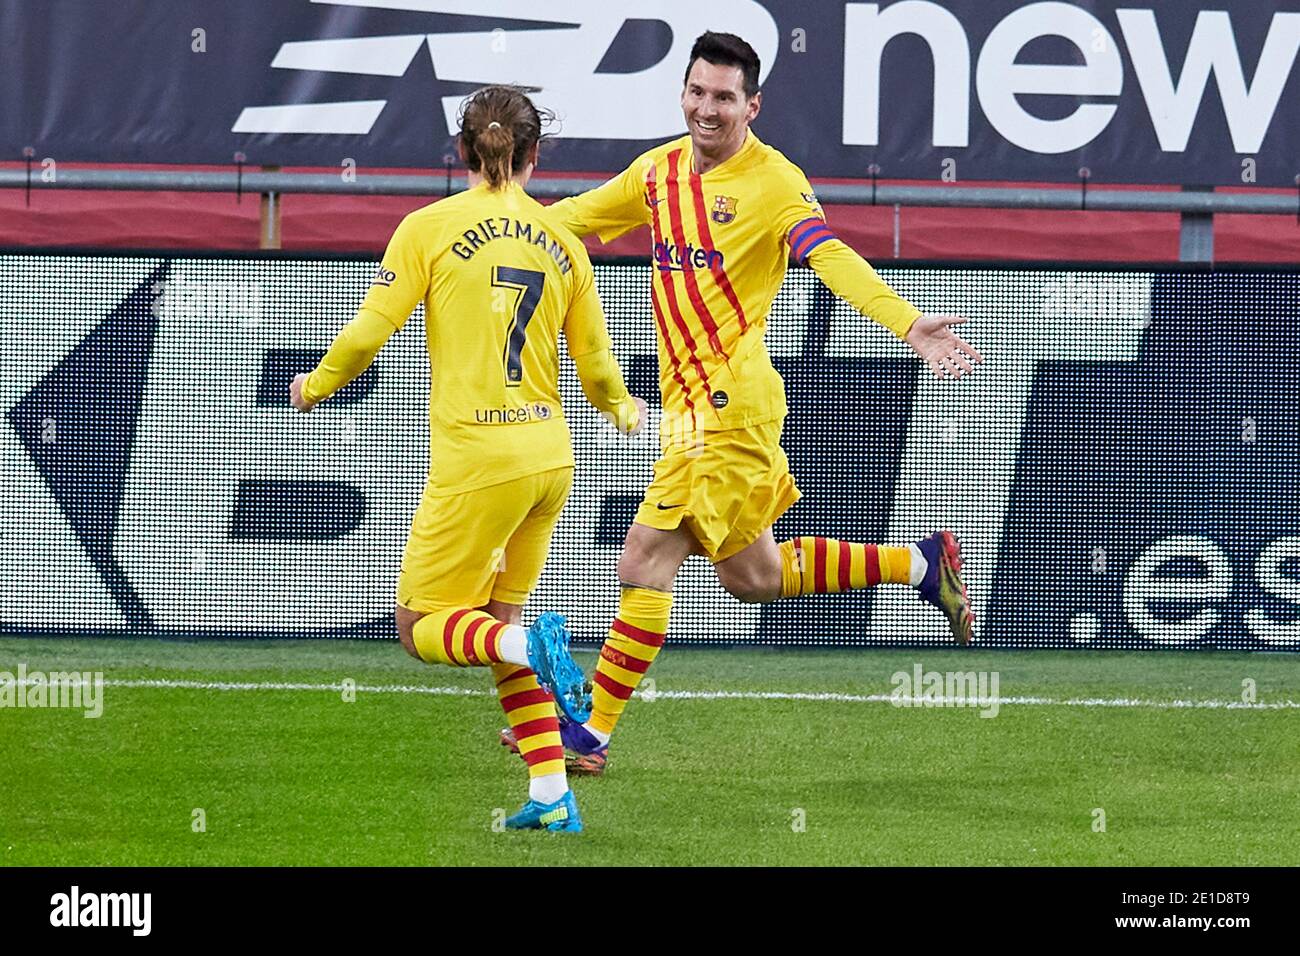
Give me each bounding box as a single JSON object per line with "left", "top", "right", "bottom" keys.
{"left": 358, "top": 181, "right": 616, "bottom": 495}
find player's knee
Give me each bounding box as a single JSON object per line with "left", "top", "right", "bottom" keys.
{"left": 398, "top": 630, "right": 421, "bottom": 660}
{"left": 718, "top": 564, "right": 781, "bottom": 604}
{"left": 397, "top": 625, "right": 422, "bottom": 660}
{"left": 725, "top": 580, "right": 779, "bottom": 604}
{"left": 617, "top": 547, "right": 663, "bottom": 590}
{"left": 394, "top": 608, "right": 424, "bottom": 661}
{"left": 618, "top": 530, "right": 688, "bottom": 591}
{"left": 616, "top": 549, "right": 643, "bottom": 585}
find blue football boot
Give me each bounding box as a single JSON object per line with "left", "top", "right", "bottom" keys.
{"left": 504, "top": 789, "right": 583, "bottom": 833}
{"left": 525, "top": 611, "right": 592, "bottom": 723}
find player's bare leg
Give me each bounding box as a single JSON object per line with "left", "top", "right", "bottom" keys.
{"left": 713, "top": 527, "right": 975, "bottom": 644}
{"left": 395, "top": 604, "right": 426, "bottom": 660}
{"left": 713, "top": 528, "right": 783, "bottom": 603}
{"left": 618, "top": 522, "right": 698, "bottom": 592}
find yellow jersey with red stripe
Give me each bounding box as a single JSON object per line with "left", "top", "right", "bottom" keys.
{"left": 552, "top": 130, "right": 921, "bottom": 434}
{"left": 307, "top": 180, "right": 626, "bottom": 495}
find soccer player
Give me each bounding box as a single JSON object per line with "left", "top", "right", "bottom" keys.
{"left": 289, "top": 85, "right": 645, "bottom": 831}
{"left": 504, "top": 32, "right": 985, "bottom": 775}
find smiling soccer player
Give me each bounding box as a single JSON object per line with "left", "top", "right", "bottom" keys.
{"left": 503, "top": 32, "right": 985, "bottom": 776}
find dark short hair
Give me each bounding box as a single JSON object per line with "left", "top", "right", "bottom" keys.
{"left": 684, "top": 31, "right": 760, "bottom": 98}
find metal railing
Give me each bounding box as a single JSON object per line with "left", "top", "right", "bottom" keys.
{"left": 4, "top": 167, "right": 1298, "bottom": 262}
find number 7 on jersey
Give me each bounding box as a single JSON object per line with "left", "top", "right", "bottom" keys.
{"left": 491, "top": 266, "right": 545, "bottom": 386}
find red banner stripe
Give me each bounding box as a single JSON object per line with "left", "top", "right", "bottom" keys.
{"left": 611, "top": 618, "right": 666, "bottom": 648}
{"left": 688, "top": 169, "right": 748, "bottom": 333}
{"left": 839, "top": 540, "right": 851, "bottom": 592}
{"left": 442, "top": 608, "right": 472, "bottom": 664}
{"left": 666, "top": 150, "right": 727, "bottom": 360}
{"left": 814, "top": 537, "right": 828, "bottom": 593}
{"left": 865, "top": 544, "right": 882, "bottom": 586}
{"left": 499, "top": 687, "right": 554, "bottom": 712}
{"left": 520, "top": 745, "right": 565, "bottom": 766}
{"left": 510, "top": 717, "right": 559, "bottom": 741}
{"left": 593, "top": 669, "right": 636, "bottom": 701}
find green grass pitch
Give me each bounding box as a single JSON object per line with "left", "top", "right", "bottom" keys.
{"left": 2, "top": 637, "right": 1297, "bottom": 866}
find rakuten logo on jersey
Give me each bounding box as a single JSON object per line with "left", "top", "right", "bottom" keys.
{"left": 653, "top": 240, "right": 724, "bottom": 273}
{"left": 843, "top": 2, "right": 1300, "bottom": 154}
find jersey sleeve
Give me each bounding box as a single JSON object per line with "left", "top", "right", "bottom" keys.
{"left": 355, "top": 212, "right": 433, "bottom": 330}
{"left": 558, "top": 240, "right": 610, "bottom": 358}
{"left": 550, "top": 157, "right": 649, "bottom": 244}
{"left": 300, "top": 308, "right": 398, "bottom": 405}
{"left": 806, "top": 244, "right": 921, "bottom": 340}
{"left": 771, "top": 161, "right": 921, "bottom": 340}
{"left": 769, "top": 160, "right": 831, "bottom": 261}
{"left": 300, "top": 212, "right": 432, "bottom": 405}
{"left": 561, "top": 250, "right": 639, "bottom": 431}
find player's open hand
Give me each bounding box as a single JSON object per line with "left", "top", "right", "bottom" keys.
{"left": 905, "top": 314, "right": 984, "bottom": 381}
{"left": 290, "top": 373, "right": 318, "bottom": 412}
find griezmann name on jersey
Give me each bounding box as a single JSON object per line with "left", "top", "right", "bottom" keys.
{"left": 359, "top": 182, "right": 616, "bottom": 495}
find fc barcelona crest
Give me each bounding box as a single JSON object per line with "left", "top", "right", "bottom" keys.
{"left": 711, "top": 195, "right": 738, "bottom": 225}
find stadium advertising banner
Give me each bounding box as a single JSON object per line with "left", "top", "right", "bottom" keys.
{"left": 2, "top": 253, "right": 1297, "bottom": 649}
{"left": 2, "top": 1, "right": 1299, "bottom": 186}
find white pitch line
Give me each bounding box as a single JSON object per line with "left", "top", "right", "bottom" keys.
{"left": 7, "top": 677, "right": 1300, "bottom": 710}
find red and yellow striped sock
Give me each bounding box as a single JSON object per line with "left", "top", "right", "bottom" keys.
{"left": 411, "top": 607, "right": 510, "bottom": 666}
{"left": 589, "top": 587, "right": 671, "bottom": 737}
{"left": 492, "top": 663, "right": 564, "bottom": 780}
{"left": 778, "top": 536, "right": 912, "bottom": 597}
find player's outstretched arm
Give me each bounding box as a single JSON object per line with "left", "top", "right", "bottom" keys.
{"left": 289, "top": 308, "right": 398, "bottom": 412}
{"left": 803, "top": 240, "right": 983, "bottom": 380}
{"left": 550, "top": 158, "right": 649, "bottom": 243}
{"left": 293, "top": 212, "right": 430, "bottom": 412}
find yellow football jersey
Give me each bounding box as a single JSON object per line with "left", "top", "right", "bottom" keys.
{"left": 351, "top": 181, "right": 618, "bottom": 495}
{"left": 553, "top": 130, "right": 920, "bottom": 435}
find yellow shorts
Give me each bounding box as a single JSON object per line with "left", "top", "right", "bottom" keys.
{"left": 396, "top": 466, "right": 573, "bottom": 612}
{"left": 634, "top": 418, "right": 801, "bottom": 562}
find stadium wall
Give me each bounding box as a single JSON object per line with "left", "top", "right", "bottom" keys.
{"left": 2, "top": 252, "right": 1297, "bottom": 650}
{"left": 4, "top": 166, "right": 1300, "bottom": 264}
